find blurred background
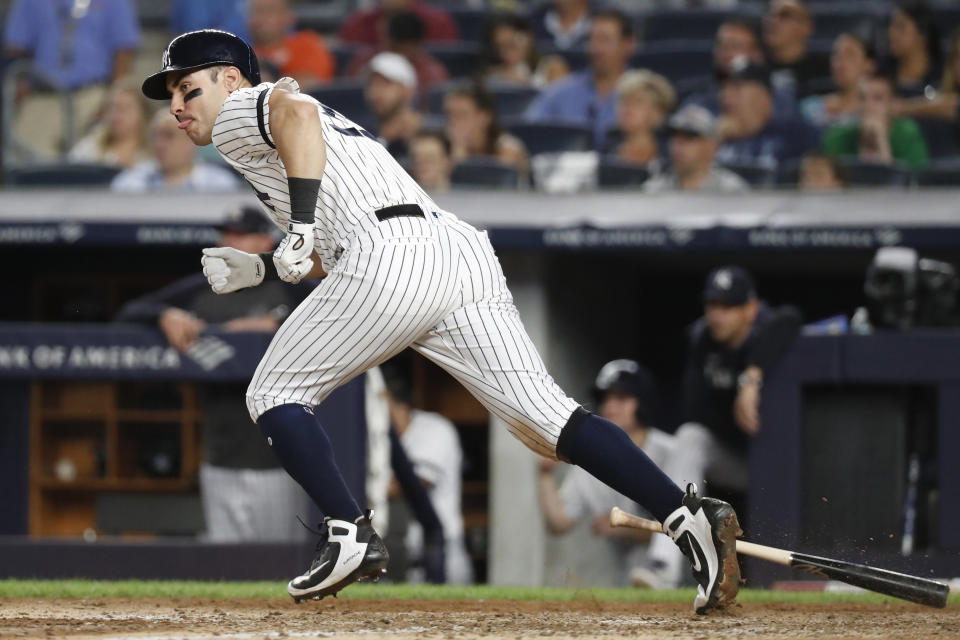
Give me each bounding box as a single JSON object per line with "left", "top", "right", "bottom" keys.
{"left": 0, "top": 0, "right": 959, "bottom": 592}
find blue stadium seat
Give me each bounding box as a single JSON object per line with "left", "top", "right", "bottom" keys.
{"left": 719, "top": 161, "right": 777, "bottom": 188}
{"left": 597, "top": 157, "right": 650, "bottom": 188}
{"left": 307, "top": 80, "right": 371, "bottom": 125}
{"left": 638, "top": 8, "right": 760, "bottom": 44}
{"left": 916, "top": 157, "right": 960, "bottom": 187}
{"left": 839, "top": 158, "right": 913, "bottom": 187}
{"left": 425, "top": 42, "right": 481, "bottom": 79}
{"left": 448, "top": 7, "right": 488, "bottom": 43}
{"left": 5, "top": 163, "right": 120, "bottom": 187}
{"left": 629, "top": 41, "right": 714, "bottom": 85}
{"left": 503, "top": 120, "right": 593, "bottom": 155}
{"left": 809, "top": 5, "right": 885, "bottom": 43}
{"left": 914, "top": 118, "right": 960, "bottom": 159}
{"left": 451, "top": 158, "right": 521, "bottom": 188}
{"left": 426, "top": 83, "right": 540, "bottom": 119}
{"left": 329, "top": 43, "right": 360, "bottom": 77}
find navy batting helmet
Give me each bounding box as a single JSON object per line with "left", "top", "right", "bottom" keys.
{"left": 142, "top": 30, "right": 261, "bottom": 100}
{"left": 592, "top": 359, "right": 658, "bottom": 424}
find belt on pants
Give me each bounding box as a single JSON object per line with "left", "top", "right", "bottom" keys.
{"left": 375, "top": 204, "right": 425, "bottom": 222}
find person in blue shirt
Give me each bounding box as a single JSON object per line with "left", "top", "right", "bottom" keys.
{"left": 3, "top": 0, "right": 141, "bottom": 157}
{"left": 714, "top": 58, "right": 818, "bottom": 170}
{"left": 524, "top": 9, "right": 635, "bottom": 149}
{"left": 169, "top": 0, "right": 250, "bottom": 44}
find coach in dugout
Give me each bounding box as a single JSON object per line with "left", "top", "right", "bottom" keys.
{"left": 116, "top": 205, "right": 311, "bottom": 542}
{"left": 635, "top": 266, "right": 801, "bottom": 589}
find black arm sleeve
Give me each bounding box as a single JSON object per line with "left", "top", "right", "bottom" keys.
{"left": 389, "top": 428, "right": 446, "bottom": 583}
{"left": 114, "top": 273, "right": 209, "bottom": 324}
{"left": 746, "top": 305, "right": 803, "bottom": 373}
{"left": 681, "top": 321, "right": 709, "bottom": 425}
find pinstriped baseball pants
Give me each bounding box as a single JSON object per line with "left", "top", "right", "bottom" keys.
{"left": 246, "top": 214, "right": 579, "bottom": 458}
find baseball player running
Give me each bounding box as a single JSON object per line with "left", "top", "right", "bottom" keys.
{"left": 142, "top": 30, "right": 742, "bottom": 614}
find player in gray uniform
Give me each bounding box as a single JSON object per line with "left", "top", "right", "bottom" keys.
{"left": 142, "top": 30, "right": 742, "bottom": 613}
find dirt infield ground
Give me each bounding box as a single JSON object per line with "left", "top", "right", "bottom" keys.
{"left": 2, "top": 598, "right": 958, "bottom": 640}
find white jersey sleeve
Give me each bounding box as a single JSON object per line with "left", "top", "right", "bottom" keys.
{"left": 211, "top": 77, "right": 443, "bottom": 272}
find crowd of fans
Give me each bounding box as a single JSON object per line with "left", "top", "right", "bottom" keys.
{"left": 3, "top": 0, "right": 960, "bottom": 192}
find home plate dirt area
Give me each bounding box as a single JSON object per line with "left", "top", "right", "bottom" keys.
{"left": 3, "top": 598, "right": 959, "bottom": 640}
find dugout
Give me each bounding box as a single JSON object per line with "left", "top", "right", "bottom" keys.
{"left": 0, "top": 189, "right": 959, "bottom": 585}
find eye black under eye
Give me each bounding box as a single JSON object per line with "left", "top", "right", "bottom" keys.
{"left": 184, "top": 88, "right": 203, "bottom": 103}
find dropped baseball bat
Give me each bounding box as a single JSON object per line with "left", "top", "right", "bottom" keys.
{"left": 610, "top": 507, "right": 954, "bottom": 608}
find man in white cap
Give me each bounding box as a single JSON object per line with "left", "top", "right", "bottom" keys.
{"left": 365, "top": 51, "right": 423, "bottom": 160}
{"left": 644, "top": 105, "right": 749, "bottom": 193}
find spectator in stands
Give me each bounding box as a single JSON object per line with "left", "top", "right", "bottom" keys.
{"left": 822, "top": 72, "right": 929, "bottom": 172}
{"left": 347, "top": 11, "right": 449, "bottom": 95}
{"left": 111, "top": 110, "right": 239, "bottom": 193}
{"left": 891, "top": 27, "right": 960, "bottom": 121}
{"left": 644, "top": 105, "right": 750, "bottom": 194}
{"left": 248, "top": 0, "right": 335, "bottom": 90}
{"left": 533, "top": 55, "right": 572, "bottom": 89}
{"left": 3, "top": 0, "right": 141, "bottom": 158}
{"left": 170, "top": 0, "right": 249, "bottom": 43}
{"left": 529, "top": 0, "right": 593, "bottom": 51}
{"left": 638, "top": 266, "right": 802, "bottom": 589}
{"left": 683, "top": 17, "right": 796, "bottom": 120}
{"left": 762, "top": 0, "right": 830, "bottom": 100}
{"left": 365, "top": 52, "right": 423, "bottom": 160}
{"left": 383, "top": 369, "right": 473, "bottom": 584}
{"left": 480, "top": 14, "right": 541, "bottom": 87}
{"left": 68, "top": 79, "right": 151, "bottom": 169}
{"left": 340, "top": 0, "right": 457, "bottom": 48}
{"left": 410, "top": 130, "right": 454, "bottom": 193}
{"left": 525, "top": 9, "right": 636, "bottom": 148}
{"left": 798, "top": 151, "right": 848, "bottom": 191}
{"left": 885, "top": 0, "right": 942, "bottom": 99}
{"left": 116, "top": 205, "right": 309, "bottom": 543}
{"left": 800, "top": 29, "right": 877, "bottom": 130}
{"left": 445, "top": 82, "right": 529, "bottom": 174}
{"left": 715, "top": 58, "right": 817, "bottom": 169}
{"left": 612, "top": 70, "right": 676, "bottom": 168}
{"left": 539, "top": 360, "right": 676, "bottom": 588}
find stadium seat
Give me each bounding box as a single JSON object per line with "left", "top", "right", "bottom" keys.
{"left": 629, "top": 41, "right": 714, "bottom": 86}
{"left": 597, "top": 157, "right": 650, "bottom": 187}
{"left": 5, "top": 163, "right": 120, "bottom": 187}
{"left": 839, "top": 158, "right": 913, "bottom": 187}
{"left": 425, "top": 42, "right": 481, "bottom": 79}
{"left": 916, "top": 157, "right": 960, "bottom": 187}
{"left": 451, "top": 158, "right": 521, "bottom": 188}
{"left": 307, "top": 80, "right": 371, "bottom": 125}
{"left": 427, "top": 83, "right": 539, "bottom": 119}
{"left": 503, "top": 120, "right": 593, "bottom": 155}
{"left": 448, "top": 7, "right": 488, "bottom": 43}
{"left": 914, "top": 118, "right": 960, "bottom": 159}
{"left": 638, "top": 8, "right": 760, "bottom": 44}
{"left": 719, "top": 162, "right": 777, "bottom": 188}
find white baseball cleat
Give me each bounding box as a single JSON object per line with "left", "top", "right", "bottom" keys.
{"left": 662, "top": 484, "right": 742, "bottom": 614}
{"left": 288, "top": 510, "right": 389, "bottom": 602}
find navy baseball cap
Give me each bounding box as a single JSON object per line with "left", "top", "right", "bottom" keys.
{"left": 142, "top": 30, "right": 261, "bottom": 100}
{"left": 215, "top": 204, "right": 275, "bottom": 235}
{"left": 592, "top": 359, "right": 658, "bottom": 423}
{"left": 703, "top": 266, "right": 757, "bottom": 305}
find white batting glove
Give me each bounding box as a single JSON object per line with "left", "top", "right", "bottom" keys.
{"left": 273, "top": 221, "right": 314, "bottom": 284}
{"left": 201, "top": 247, "right": 266, "bottom": 294}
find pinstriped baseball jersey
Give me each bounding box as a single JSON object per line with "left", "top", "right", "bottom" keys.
{"left": 211, "top": 77, "right": 439, "bottom": 272}
{"left": 212, "top": 78, "right": 581, "bottom": 457}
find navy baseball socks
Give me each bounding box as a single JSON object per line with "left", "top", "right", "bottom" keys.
{"left": 257, "top": 404, "right": 388, "bottom": 601}
{"left": 556, "top": 408, "right": 741, "bottom": 613}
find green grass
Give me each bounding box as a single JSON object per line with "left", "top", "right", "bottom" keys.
{"left": 0, "top": 580, "right": 957, "bottom": 605}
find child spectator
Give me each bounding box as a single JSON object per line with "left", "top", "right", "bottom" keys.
{"left": 410, "top": 130, "right": 454, "bottom": 193}
{"left": 612, "top": 70, "right": 676, "bottom": 168}
{"left": 798, "top": 152, "right": 848, "bottom": 191}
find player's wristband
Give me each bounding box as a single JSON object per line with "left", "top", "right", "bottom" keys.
{"left": 257, "top": 253, "right": 282, "bottom": 281}
{"left": 287, "top": 177, "right": 320, "bottom": 225}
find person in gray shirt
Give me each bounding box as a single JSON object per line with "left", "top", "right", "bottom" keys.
{"left": 644, "top": 104, "right": 750, "bottom": 194}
